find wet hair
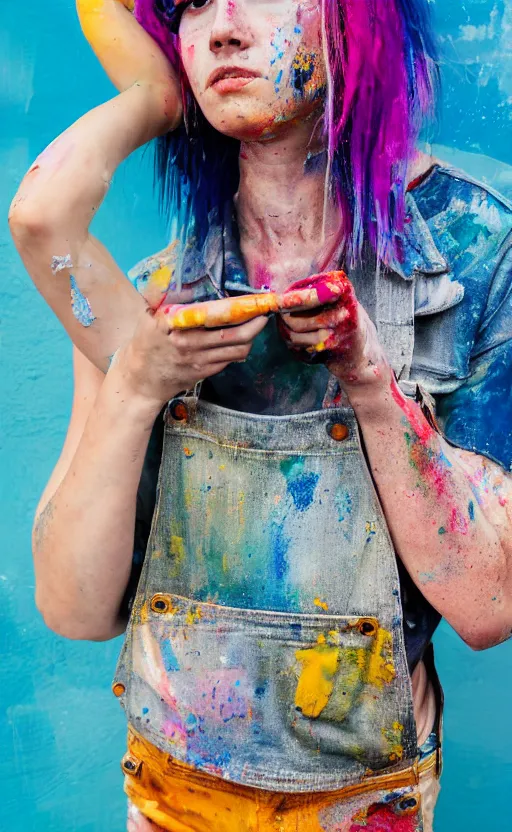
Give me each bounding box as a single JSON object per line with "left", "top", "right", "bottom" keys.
{"left": 134, "top": 0, "right": 439, "bottom": 267}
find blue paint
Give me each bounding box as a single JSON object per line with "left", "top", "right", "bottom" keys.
{"left": 468, "top": 500, "right": 475, "bottom": 521}
{"left": 3, "top": 1, "right": 512, "bottom": 830}
{"left": 70, "top": 275, "right": 96, "bottom": 328}
{"left": 161, "top": 639, "right": 180, "bottom": 672}
{"left": 270, "top": 520, "right": 290, "bottom": 580}
{"left": 286, "top": 472, "right": 320, "bottom": 512}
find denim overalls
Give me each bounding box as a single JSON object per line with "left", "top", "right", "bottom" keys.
{"left": 112, "top": 236, "right": 433, "bottom": 802}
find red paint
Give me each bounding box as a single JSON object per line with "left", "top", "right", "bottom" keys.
{"left": 390, "top": 378, "right": 435, "bottom": 444}
{"left": 252, "top": 262, "right": 273, "bottom": 290}
{"left": 449, "top": 507, "right": 469, "bottom": 536}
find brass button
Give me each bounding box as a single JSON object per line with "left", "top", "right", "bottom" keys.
{"left": 151, "top": 594, "right": 172, "bottom": 614}
{"left": 112, "top": 682, "right": 126, "bottom": 698}
{"left": 122, "top": 755, "right": 142, "bottom": 777}
{"left": 328, "top": 423, "right": 349, "bottom": 442}
{"left": 169, "top": 399, "right": 189, "bottom": 422}
{"left": 358, "top": 620, "right": 377, "bottom": 637}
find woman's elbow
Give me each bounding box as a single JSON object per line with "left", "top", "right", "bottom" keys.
{"left": 35, "top": 589, "right": 125, "bottom": 642}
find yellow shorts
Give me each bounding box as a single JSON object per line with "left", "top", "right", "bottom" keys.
{"left": 123, "top": 728, "right": 441, "bottom": 832}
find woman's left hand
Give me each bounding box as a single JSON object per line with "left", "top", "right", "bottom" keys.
{"left": 279, "top": 272, "right": 390, "bottom": 389}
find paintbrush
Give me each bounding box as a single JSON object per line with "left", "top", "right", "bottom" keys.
{"left": 158, "top": 271, "right": 349, "bottom": 330}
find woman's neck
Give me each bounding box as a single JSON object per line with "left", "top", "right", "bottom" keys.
{"left": 235, "top": 124, "right": 342, "bottom": 292}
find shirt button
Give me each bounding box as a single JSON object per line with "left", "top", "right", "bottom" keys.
{"left": 328, "top": 423, "right": 350, "bottom": 442}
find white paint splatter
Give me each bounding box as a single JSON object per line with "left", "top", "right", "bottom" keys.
{"left": 51, "top": 254, "right": 73, "bottom": 274}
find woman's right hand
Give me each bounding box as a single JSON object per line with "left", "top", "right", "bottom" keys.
{"left": 115, "top": 307, "right": 268, "bottom": 408}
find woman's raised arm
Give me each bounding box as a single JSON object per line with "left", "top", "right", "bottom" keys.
{"left": 9, "top": 0, "right": 181, "bottom": 371}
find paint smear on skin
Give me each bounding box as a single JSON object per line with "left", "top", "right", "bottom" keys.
{"left": 70, "top": 276, "right": 96, "bottom": 327}
{"left": 390, "top": 378, "right": 435, "bottom": 445}
{"left": 449, "top": 506, "right": 469, "bottom": 535}
{"left": 252, "top": 262, "right": 273, "bottom": 290}
{"left": 290, "top": 46, "right": 316, "bottom": 97}
{"left": 468, "top": 500, "right": 475, "bottom": 521}
{"left": 51, "top": 254, "right": 73, "bottom": 274}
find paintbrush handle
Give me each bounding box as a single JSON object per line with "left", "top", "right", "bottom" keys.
{"left": 159, "top": 271, "right": 350, "bottom": 330}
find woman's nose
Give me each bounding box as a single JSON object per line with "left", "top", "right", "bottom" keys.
{"left": 209, "top": 0, "right": 252, "bottom": 54}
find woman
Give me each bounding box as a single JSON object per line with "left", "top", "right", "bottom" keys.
{"left": 9, "top": 0, "right": 512, "bottom": 829}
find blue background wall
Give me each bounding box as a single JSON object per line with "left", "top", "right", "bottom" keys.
{"left": 1, "top": 1, "right": 511, "bottom": 829}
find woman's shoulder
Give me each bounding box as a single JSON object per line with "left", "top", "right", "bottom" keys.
{"left": 412, "top": 161, "right": 512, "bottom": 247}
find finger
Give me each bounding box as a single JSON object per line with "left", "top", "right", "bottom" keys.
{"left": 201, "top": 361, "right": 235, "bottom": 379}
{"left": 171, "top": 315, "right": 268, "bottom": 350}
{"left": 281, "top": 306, "right": 349, "bottom": 333}
{"left": 189, "top": 343, "right": 253, "bottom": 368}
{"left": 281, "top": 328, "right": 331, "bottom": 348}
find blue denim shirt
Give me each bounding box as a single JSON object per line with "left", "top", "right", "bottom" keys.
{"left": 127, "top": 165, "right": 512, "bottom": 668}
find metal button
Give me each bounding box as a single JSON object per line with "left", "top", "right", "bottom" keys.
{"left": 150, "top": 594, "right": 172, "bottom": 614}
{"left": 112, "top": 682, "right": 126, "bottom": 698}
{"left": 169, "top": 399, "right": 189, "bottom": 422}
{"left": 328, "top": 423, "right": 349, "bottom": 442}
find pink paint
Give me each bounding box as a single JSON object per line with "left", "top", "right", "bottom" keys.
{"left": 390, "top": 378, "right": 435, "bottom": 444}
{"left": 187, "top": 44, "right": 195, "bottom": 61}
{"left": 449, "top": 507, "right": 469, "bottom": 536}
{"left": 252, "top": 262, "right": 273, "bottom": 290}
{"left": 227, "top": 0, "right": 235, "bottom": 16}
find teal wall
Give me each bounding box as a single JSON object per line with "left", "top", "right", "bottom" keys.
{"left": 1, "top": 2, "right": 511, "bottom": 829}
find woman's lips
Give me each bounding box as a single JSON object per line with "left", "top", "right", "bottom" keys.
{"left": 207, "top": 67, "right": 261, "bottom": 94}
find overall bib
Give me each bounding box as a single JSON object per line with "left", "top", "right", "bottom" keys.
{"left": 114, "top": 271, "right": 440, "bottom": 830}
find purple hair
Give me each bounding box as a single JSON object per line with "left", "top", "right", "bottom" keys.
{"left": 134, "top": 0, "right": 439, "bottom": 267}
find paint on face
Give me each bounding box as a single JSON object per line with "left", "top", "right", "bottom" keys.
{"left": 290, "top": 45, "right": 316, "bottom": 98}
{"left": 51, "top": 253, "right": 73, "bottom": 274}
{"left": 70, "top": 276, "right": 96, "bottom": 327}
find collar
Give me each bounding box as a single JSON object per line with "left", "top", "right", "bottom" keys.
{"left": 179, "top": 187, "right": 449, "bottom": 293}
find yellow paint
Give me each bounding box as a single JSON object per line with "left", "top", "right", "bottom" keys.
{"left": 382, "top": 721, "right": 404, "bottom": 763}
{"left": 152, "top": 549, "right": 162, "bottom": 559}
{"left": 307, "top": 341, "right": 327, "bottom": 354}
{"left": 222, "top": 553, "right": 229, "bottom": 573}
{"left": 184, "top": 488, "right": 193, "bottom": 511}
{"left": 238, "top": 492, "right": 245, "bottom": 527}
{"left": 183, "top": 447, "right": 194, "bottom": 458}
{"left": 314, "top": 597, "right": 329, "bottom": 611}
{"left": 219, "top": 464, "right": 226, "bottom": 471}
{"left": 294, "top": 638, "right": 341, "bottom": 718}
{"left": 367, "top": 627, "right": 395, "bottom": 688}
{"left": 170, "top": 535, "right": 185, "bottom": 565}
{"left": 185, "top": 606, "right": 202, "bottom": 625}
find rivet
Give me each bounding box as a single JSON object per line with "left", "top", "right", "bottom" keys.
{"left": 123, "top": 759, "right": 137, "bottom": 772}
{"left": 151, "top": 594, "right": 171, "bottom": 614}
{"left": 169, "top": 399, "right": 189, "bottom": 422}
{"left": 359, "top": 620, "right": 377, "bottom": 637}
{"left": 328, "top": 423, "right": 349, "bottom": 442}
{"left": 112, "top": 682, "right": 126, "bottom": 698}
{"left": 395, "top": 794, "right": 420, "bottom": 815}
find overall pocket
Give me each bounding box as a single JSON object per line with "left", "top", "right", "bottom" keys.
{"left": 123, "top": 594, "right": 407, "bottom": 792}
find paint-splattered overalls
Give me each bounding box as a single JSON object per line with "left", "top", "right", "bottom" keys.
{"left": 112, "top": 227, "right": 443, "bottom": 830}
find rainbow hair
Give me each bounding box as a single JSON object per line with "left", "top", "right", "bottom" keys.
{"left": 134, "top": 0, "right": 439, "bottom": 267}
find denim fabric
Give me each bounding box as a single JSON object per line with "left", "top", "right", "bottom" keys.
{"left": 126, "top": 165, "right": 512, "bottom": 669}
{"left": 115, "top": 398, "right": 418, "bottom": 792}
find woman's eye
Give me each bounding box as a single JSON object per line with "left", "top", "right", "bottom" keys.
{"left": 189, "top": 0, "right": 211, "bottom": 9}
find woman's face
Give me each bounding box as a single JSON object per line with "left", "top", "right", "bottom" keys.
{"left": 178, "top": 0, "right": 326, "bottom": 141}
